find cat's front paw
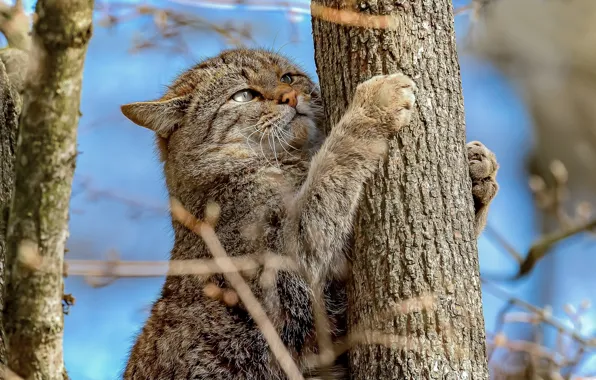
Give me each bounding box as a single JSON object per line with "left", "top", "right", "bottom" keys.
{"left": 352, "top": 73, "right": 416, "bottom": 134}
{"left": 467, "top": 141, "right": 499, "bottom": 209}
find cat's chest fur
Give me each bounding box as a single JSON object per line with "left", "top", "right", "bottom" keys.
{"left": 171, "top": 160, "right": 309, "bottom": 262}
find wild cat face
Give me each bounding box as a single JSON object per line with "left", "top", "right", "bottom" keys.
{"left": 121, "top": 49, "right": 324, "bottom": 163}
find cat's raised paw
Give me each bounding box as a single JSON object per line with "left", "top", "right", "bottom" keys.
{"left": 353, "top": 73, "right": 416, "bottom": 132}
{"left": 467, "top": 141, "right": 499, "bottom": 206}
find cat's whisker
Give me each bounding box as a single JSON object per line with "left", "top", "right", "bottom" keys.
{"left": 272, "top": 114, "right": 301, "bottom": 152}
{"left": 308, "top": 103, "right": 324, "bottom": 112}
{"left": 307, "top": 86, "right": 320, "bottom": 98}
{"left": 237, "top": 119, "right": 259, "bottom": 134}
{"left": 238, "top": 122, "right": 258, "bottom": 131}
{"left": 281, "top": 136, "right": 299, "bottom": 153}
{"left": 275, "top": 124, "right": 292, "bottom": 141}
{"left": 275, "top": 40, "right": 293, "bottom": 56}
{"left": 267, "top": 120, "right": 281, "bottom": 149}
{"left": 241, "top": 123, "right": 260, "bottom": 137}
{"left": 244, "top": 125, "right": 262, "bottom": 158}
{"left": 259, "top": 129, "right": 274, "bottom": 168}
{"left": 268, "top": 131, "right": 281, "bottom": 168}
{"left": 268, "top": 115, "right": 296, "bottom": 164}
{"left": 277, "top": 126, "right": 297, "bottom": 147}
{"left": 281, "top": 130, "right": 298, "bottom": 150}
{"left": 271, "top": 121, "right": 287, "bottom": 152}
{"left": 274, "top": 127, "right": 297, "bottom": 157}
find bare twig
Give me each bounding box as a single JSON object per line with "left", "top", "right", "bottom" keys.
{"left": 486, "top": 282, "right": 595, "bottom": 378}
{"left": 454, "top": 4, "right": 473, "bottom": 16}
{"left": 483, "top": 217, "right": 596, "bottom": 279}
{"left": 310, "top": 286, "right": 335, "bottom": 374}
{"left": 169, "top": 198, "right": 305, "bottom": 380}
{"left": 482, "top": 279, "right": 596, "bottom": 348}
{"left": 310, "top": 2, "right": 399, "bottom": 29}
{"left": 488, "top": 333, "right": 563, "bottom": 368}
{"left": 485, "top": 224, "right": 524, "bottom": 263}
{"left": 1, "top": 365, "right": 24, "bottom": 380}
{"left": 169, "top": 0, "right": 401, "bottom": 29}
{"left": 63, "top": 253, "right": 296, "bottom": 284}
{"left": 517, "top": 218, "right": 596, "bottom": 278}
{"left": 0, "top": 0, "right": 31, "bottom": 50}
{"left": 302, "top": 294, "right": 437, "bottom": 370}
{"left": 74, "top": 177, "right": 168, "bottom": 218}
{"left": 96, "top": 2, "right": 253, "bottom": 50}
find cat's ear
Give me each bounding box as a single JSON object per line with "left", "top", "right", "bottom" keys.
{"left": 121, "top": 96, "right": 188, "bottom": 138}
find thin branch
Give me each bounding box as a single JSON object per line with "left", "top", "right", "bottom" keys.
{"left": 96, "top": 2, "right": 254, "bottom": 50}
{"left": 63, "top": 254, "right": 296, "bottom": 285}
{"left": 0, "top": 0, "right": 30, "bottom": 50}
{"left": 488, "top": 334, "right": 563, "bottom": 368}
{"left": 517, "top": 219, "right": 596, "bottom": 278}
{"left": 454, "top": 4, "right": 473, "bottom": 16}
{"left": 169, "top": 198, "right": 305, "bottom": 380}
{"left": 302, "top": 294, "right": 437, "bottom": 371}
{"left": 74, "top": 177, "right": 167, "bottom": 218}
{"left": 1, "top": 365, "right": 24, "bottom": 380}
{"left": 485, "top": 224, "right": 524, "bottom": 263}
{"left": 484, "top": 217, "right": 596, "bottom": 280}
{"left": 172, "top": 0, "right": 403, "bottom": 30}
{"left": 482, "top": 279, "right": 596, "bottom": 348}
{"left": 487, "top": 289, "right": 593, "bottom": 377}
{"left": 310, "top": 2, "right": 398, "bottom": 29}
{"left": 310, "top": 286, "right": 335, "bottom": 374}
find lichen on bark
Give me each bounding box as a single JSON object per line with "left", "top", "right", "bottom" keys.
{"left": 312, "top": 1, "right": 489, "bottom": 378}
{"left": 3, "top": 0, "right": 94, "bottom": 378}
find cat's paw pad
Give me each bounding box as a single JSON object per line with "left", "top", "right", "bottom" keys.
{"left": 353, "top": 73, "right": 416, "bottom": 131}
{"left": 467, "top": 141, "right": 499, "bottom": 205}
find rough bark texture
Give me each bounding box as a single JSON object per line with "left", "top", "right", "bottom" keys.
{"left": 3, "top": 0, "right": 94, "bottom": 378}
{"left": 312, "top": 2, "right": 489, "bottom": 379}
{"left": 0, "top": 54, "right": 20, "bottom": 370}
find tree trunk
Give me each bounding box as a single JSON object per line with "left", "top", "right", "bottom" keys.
{"left": 3, "top": 0, "right": 94, "bottom": 378}
{"left": 312, "top": 2, "right": 489, "bottom": 379}
{"left": 0, "top": 53, "right": 21, "bottom": 371}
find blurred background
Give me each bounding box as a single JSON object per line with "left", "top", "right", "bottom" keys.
{"left": 5, "top": 0, "right": 595, "bottom": 378}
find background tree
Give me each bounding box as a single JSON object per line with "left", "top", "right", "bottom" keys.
{"left": 0, "top": 45, "right": 19, "bottom": 373}
{"left": 2, "top": 0, "right": 94, "bottom": 378}
{"left": 312, "top": 1, "right": 489, "bottom": 378}
{"left": 0, "top": 0, "right": 30, "bottom": 369}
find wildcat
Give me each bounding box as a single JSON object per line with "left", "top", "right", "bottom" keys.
{"left": 120, "top": 48, "right": 499, "bottom": 379}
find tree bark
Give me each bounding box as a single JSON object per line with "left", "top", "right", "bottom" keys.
{"left": 3, "top": 0, "right": 94, "bottom": 378}
{"left": 312, "top": 2, "right": 489, "bottom": 378}
{"left": 0, "top": 53, "right": 21, "bottom": 371}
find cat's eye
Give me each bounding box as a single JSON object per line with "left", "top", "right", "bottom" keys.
{"left": 232, "top": 89, "right": 257, "bottom": 103}
{"left": 280, "top": 73, "right": 293, "bottom": 84}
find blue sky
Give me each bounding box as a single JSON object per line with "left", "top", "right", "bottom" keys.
{"left": 11, "top": 0, "right": 595, "bottom": 378}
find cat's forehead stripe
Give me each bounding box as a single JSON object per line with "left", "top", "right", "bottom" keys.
{"left": 216, "top": 49, "right": 292, "bottom": 74}
{"left": 165, "top": 49, "right": 304, "bottom": 99}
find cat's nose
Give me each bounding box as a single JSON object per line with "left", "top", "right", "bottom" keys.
{"left": 276, "top": 89, "right": 298, "bottom": 108}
